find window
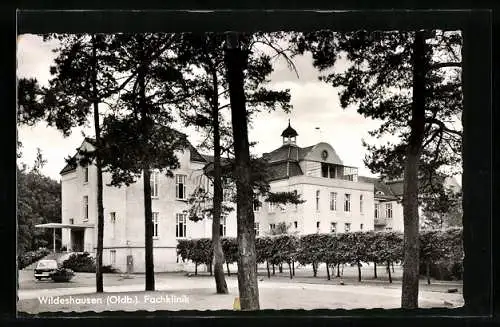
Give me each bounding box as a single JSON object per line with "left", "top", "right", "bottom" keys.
{"left": 344, "top": 194, "right": 351, "bottom": 212}
{"left": 150, "top": 171, "right": 159, "bottom": 198}
{"left": 386, "top": 227, "right": 393, "bottom": 231}
{"left": 223, "top": 189, "right": 231, "bottom": 202}
{"left": 316, "top": 190, "right": 320, "bottom": 211}
{"left": 254, "top": 222, "right": 260, "bottom": 236}
{"left": 253, "top": 200, "right": 261, "bottom": 212}
{"left": 110, "top": 212, "right": 116, "bottom": 238}
{"left": 83, "top": 166, "right": 89, "bottom": 183}
{"left": 110, "top": 250, "right": 116, "bottom": 265}
{"left": 375, "top": 203, "right": 380, "bottom": 218}
{"left": 330, "top": 222, "right": 337, "bottom": 233}
{"left": 294, "top": 221, "right": 298, "bottom": 229}
{"left": 175, "top": 175, "right": 187, "bottom": 200}
{"left": 360, "top": 223, "right": 364, "bottom": 231}
{"left": 269, "top": 202, "right": 275, "bottom": 213}
{"left": 280, "top": 204, "right": 286, "bottom": 212}
{"left": 316, "top": 221, "right": 320, "bottom": 232}
{"left": 345, "top": 223, "right": 351, "bottom": 232}
{"left": 269, "top": 223, "right": 276, "bottom": 232}
{"left": 69, "top": 218, "right": 74, "bottom": 225}
{"left": 176, "top": 213, "right": 187, "bottom": 238}
{"left": 153, "top": 212, "right": 159, "bottom": 238}
{"left": 83, "top": 196, "right": 89, "bottom": 220}
{"left": 360, "top": 195, "right": 364, "bottom": 213}
{"left": 220, "top": 216, "right": 227, "bottom": 237}
{"left": 330, "top": 192, "right": 337, "bottom": 211}
{"left": 386, "top": 203, "right": 393, "bottom": 219}
{"left": 321, "top": 163, "right": 329, "bottom": 178}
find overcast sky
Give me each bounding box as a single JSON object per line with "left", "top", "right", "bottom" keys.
{"left": 16, "top": 34, "right": 417, "bottom": 182}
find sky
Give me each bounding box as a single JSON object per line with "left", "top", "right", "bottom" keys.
{"left": 16, "top": 33, "right": 456, "bottom": 184}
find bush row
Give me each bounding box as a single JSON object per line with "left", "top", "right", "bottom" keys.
{"left": 176, "top": 228, "right": 463, "bottom": 283}
{"left": 61, "top": 252, "right": 118, "bottom": 273}
{"left": 18, "top": 248, "right": 51, "bottom": 269}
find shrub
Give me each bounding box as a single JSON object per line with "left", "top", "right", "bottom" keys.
{"left": 50, "top": 268, "right": 75, "bottom": 282}
{"left": 62, "top": 252, "right": 95, "bottom": 272}
{"left": 18, "top": 248, "right": 51, "bottom": 269}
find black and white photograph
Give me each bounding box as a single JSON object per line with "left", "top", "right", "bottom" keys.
{"left": 16, "top": 21, "right": 469, "bottom": 314}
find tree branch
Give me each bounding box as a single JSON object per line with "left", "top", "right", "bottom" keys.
{"left": 426, "top": 118, "right": 463, "bottom": 137}
{"left": 428, "top": 62, "right": 461, "bottom": 71}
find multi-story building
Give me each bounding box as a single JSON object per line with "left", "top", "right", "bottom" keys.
{"left": 53, "top": 121, "right": 461, "bottom": 272}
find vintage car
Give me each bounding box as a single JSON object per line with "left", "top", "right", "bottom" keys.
{"left": 34, "top": 259, "right": 58, "bottom": 280}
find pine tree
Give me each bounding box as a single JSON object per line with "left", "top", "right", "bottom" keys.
{"left": 292, "top": 30, "right": 462, "bottom": 308}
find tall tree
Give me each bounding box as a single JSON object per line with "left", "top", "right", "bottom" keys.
{"left": 18, "top": 34, "right": 122, "bottom": 292}
{"left": 175, "top": 32, "right": 293, "bottom": 294}
{"left": 224, "top": 32, "right": 260, "bottom": 310}
{"left": 292, "top": 30, "right": 462, "bottom": 308}
{"left": 97, "top": 33, "right": 189, "bottom": 291}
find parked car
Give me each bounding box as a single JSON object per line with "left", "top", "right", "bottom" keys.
{"left": 34, "top": 259, "right": 58, "bottom": 280}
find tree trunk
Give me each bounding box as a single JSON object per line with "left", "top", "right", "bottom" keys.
{"left": 211, "top": 63, "right": 228, "bottom": 294}
{"left": 388, "top": 261, "right": 393, "bottom": 284}
{"left": 288, "top": 261, "right": 293, "bottom": 279}
{"left": 224, "top": 32, "right": 259, "bottom": 310}
{"left": 341, "top": 264, "right": 344, "bottom": 276}
{"left": 279, "top": 263, "right": 283, "bottom": 273}
{"left": 392, "top": 262, "right": 395, "bottom": 273}
{"left": 292, "top": 261, "right": 295, "bottom": 276}
{"left": 195, "top": 262, "right": 198, "bottom": 276}
{"left": 313, "top": 261, "right": 317, "bottom": 277}
{"left": 142, "top": 168, "right": 155, "bottom": 291}
{"left": 266, "top": 261, "right": 270, "bottom": 279}
{"left": 326, "top": 262, "right": 330, "bottom": 280}
{"left": 357, "top": 261, "right": 362, "bottom": 282}
{"left": 426, "top": 261, "right": 431, "bottom": 285}
{"left": 226, "top": 262, "right": 231, "bottom": 276}
{"left": 138, "top": 35, "right": 155, "bottom": 292}
{"left": 272, "top": 263, "right": 275, "bottom": 275}
{"left": 209, "top": 261, "right": 213, "bottom": 276}
{"left": 337, "top": 263, "right": 341, "bottom": 277}
{"left": 401, "top": 30, "right": 427, "bottom": 309}
{"left": 374, "top": 262, "right": 378, "bottom": 279}
{"left": 91, "top": 34, "right": 104, "bottom": 294}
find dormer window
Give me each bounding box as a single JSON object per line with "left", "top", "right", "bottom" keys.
{"left": 376, "top": 191, "right": 385, "bottom": 196}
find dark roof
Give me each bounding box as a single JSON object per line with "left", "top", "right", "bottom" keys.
{"left": 267, "top": 162, "right": 303, "bottom": 181}
{"left": 189, "top": 144, "right": 208, "bottom": 163}
{"left": 358, "top": 176, "right": 399, "bottom": 200}
{"left": 60, "top": 156, "right": 77, "bottom": 175}
{"left": 280, "top": 120, "right": 298, "bottom": 138}
{"left": 263, "top": 144, "right": 314, "bottom": 163}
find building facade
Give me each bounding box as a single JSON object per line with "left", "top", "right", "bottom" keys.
{"left": 59, "top": 123, "right": 425, "bottom": 272}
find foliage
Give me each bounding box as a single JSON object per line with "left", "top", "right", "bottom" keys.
{"left": 177, "top": 229, "right": 461, "bottom": 280}
{"left": 61, "top": 252, "right": 118, "bottom": 273}
{"left": 18, "top": 248, "right": 51, "bottom": 269}
{"left": 265, "top": 191, "right": 306, "bottom": 205}
{"left": 50, "top": 268, "right": 75, "bottom": 282}
{"left": 17, "top": 163, "right": 61, "bottom": 254}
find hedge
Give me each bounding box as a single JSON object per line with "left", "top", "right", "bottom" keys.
{"left": 18, "top": 247, "right": 51, "bottom": 269}
{"left": 176, "top": 228, "right": 463, "bottom": 283}
{"left": 61, "top": 252, "right": 118, "bottom": 273}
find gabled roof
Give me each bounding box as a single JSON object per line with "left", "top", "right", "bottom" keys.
{"left": 358, "top": 176, "right": 399, "bottom": 201}
{"left": 267, "top": 162, "right": 303, "bottom": 182}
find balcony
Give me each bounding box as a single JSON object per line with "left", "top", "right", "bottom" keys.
{"left": 374, "top": 217, "right": 388, "bottom": 226}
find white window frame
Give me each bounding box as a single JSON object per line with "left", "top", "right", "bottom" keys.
{"left": 175, "top": 174, "right": 187, "bottom": 200}
{"left": 83, "top": 196, "right": 89, "bottom": 221}
{"left": 176, "top": 213, "right": 187, "bottom": 238}
{"left": 294, "top": 221, "right": 298, "bottom": 229}
{"left": 344, "top": 222, "right": 351, "bottom": 232}
{"left": 83, "top": 166, "right": 89, "bottom": 184}
{"left": 150, "top": 171, "right": 159, "bottom": 198}
{"left": 269, "top": 223, "right": 276, "bottom": 232}
{"left": 375, "top": 203, "right": 380, "bottom": 218}
{"left": 254, "top": 222, "right": 260, "bottom": 236}
{"left": 220, "top": 216, "right": 227, "bottom": 237}
{"left": 153, "top": 212, "right": 159, "bottom": 239}
{"left": 344, "top": 194, "right": 351, "bottom": 212}
{"left": 330, "top": 222, "right": 337, "bottom": 233}
{"left": 110, "top": 212, "right": 116, "bottom": 239}
{"left": 386, "top": 203, "right": 393, "bottom": 219}
{"left": 110, "top": 250, "right": 116, "bottom": 265}
{"left": 330, "top": 192, "right": 337, "bottom": 211}
{"left": 360, "top": 194, "right": 364, "bottom": 213}
{"left": 316, "top": 190, "right": 320, "bottom": 211}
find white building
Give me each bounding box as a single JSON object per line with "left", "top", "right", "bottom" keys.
{"left": 54, "top": 122, "right": 426, "bottom": 272}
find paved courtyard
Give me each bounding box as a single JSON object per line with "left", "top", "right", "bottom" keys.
{"left": 18, "top": 266, "right": 464, "bottom": 314}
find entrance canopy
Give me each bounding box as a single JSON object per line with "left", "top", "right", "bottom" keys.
{"left": 35, "top": 223, "right": 95, "bottom": 229}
